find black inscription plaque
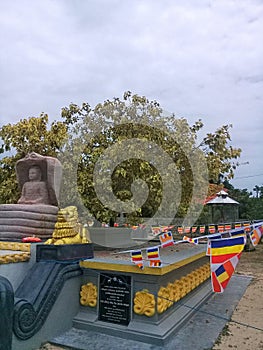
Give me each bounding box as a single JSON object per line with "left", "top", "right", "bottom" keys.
{"left": 98, "top": 273, "right": 131, "bottom": 326}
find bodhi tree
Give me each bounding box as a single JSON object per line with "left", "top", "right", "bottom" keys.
{"left": 0, "top": 92, "right": 241, "bottom": 226}
{"left": 59, "top": 92, "right": 241, "bottom": 225}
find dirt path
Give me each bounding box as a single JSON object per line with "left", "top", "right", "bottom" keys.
{"left": 212, "top": 242, "right": 263, "bottom": 350}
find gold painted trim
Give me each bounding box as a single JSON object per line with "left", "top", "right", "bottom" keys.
{"left": 0, "top": 242, "right": 31, "bottom": 252}
{"left": 157, "top": 262, "right": 211, "bottom": 314}
{"left": 80, "top": 251, "right": 206, "bottom": 275}
{"left": 0, "top": 241, "right": 31, "bottom": 264}
{"left": 0, "top": 253, "right": 31, "bottom": 264}
{"left": 133, "top": 262, "right": 211, "bottom": 317}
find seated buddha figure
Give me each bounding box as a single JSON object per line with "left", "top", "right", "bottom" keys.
{"left": 17, "top": 165, "right": 50, "bottom": 205}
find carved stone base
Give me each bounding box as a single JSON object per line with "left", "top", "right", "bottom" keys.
{"left": 0, "top": 204, "right": 58, "bottom": 241}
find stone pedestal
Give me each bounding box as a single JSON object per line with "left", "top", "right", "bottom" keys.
{"left": 74, "top": 246, "right": 212, "bottom": 346}
{"left": 0, "top": 204, "right": 58, "bottom": 241}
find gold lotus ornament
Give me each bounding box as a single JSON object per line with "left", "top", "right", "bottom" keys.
{"left": 133, "top": 289, "right": 156, "bottom": 317}
{"left": 80, "top": 282, "right": 98, "bottom": 307}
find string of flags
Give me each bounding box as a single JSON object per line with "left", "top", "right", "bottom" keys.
{"left": 131, "top": 222, "right": 257, "bottom": 236}
{"left": 125, "top": 221, "right": 263, "bottom": 293}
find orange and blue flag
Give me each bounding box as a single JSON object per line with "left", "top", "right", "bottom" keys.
{"left": 131, "top": 250, "right": 144, "bottom": 269}
{"left": 131, "top": 250, "right": 143, "bottom": 262}
{"left": 183, "top": 235, "right": 198, "bottom": 245}
{"left": 217, "top": 225, "right": 225, "bottom": 233}
{"left": 177, "top": 226, "right": 183, "bottom": 235}
{"left": 210, "top": 235, "right": 246, "bottom": 264}
{"left": 250, "top": 224, "right": 263, "bottom": 247}
{"left": 199, "top": 225, "right": 206, "bottom": 234}
{"left": 146, "top": 246, "right": 160, "bottom": 260}
{"left": 225, "top": 224, "right": 232, "bottom": 231}
{"left": 230, "top": 228, "right": 245, "bottom": 237}
{"left": 159, "top": 231, "right": 174, "bottom": 248}
{"left": 211, "top": 253, "right": 241, "bottom": 293}
{"left": 191, "top": 226, "right": 197, "bottom": 234}
{"left": 149, "top": 260, "right": 162, "bottom": 267}
{"left": 209, "top": 225, "right": 216, "bottom": 234}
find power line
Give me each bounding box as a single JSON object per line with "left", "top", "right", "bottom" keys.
{"left": 234, "top": 173, "right": 263, "bottom": 180}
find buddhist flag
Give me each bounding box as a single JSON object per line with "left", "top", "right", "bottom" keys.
{"left": 209, "top": 225, "right": 216, "bottom": 234}
{"left": 235, "top": 223, "right": 241, "bottom": 229}
{"left": 183, "top": 235, "right": 198, "bottom": 245}
{"left": 177, "top": 226, "right": 183, "bottom": 235}
{"left": 225, "top": 224, "right": 232, "bottom": 231}
{"left": 206, "top": 234, "right": 222, "bottom": 256}
{"left": 191, "top": 226, "right": 197, "bottom": 234}
{"left": 149, "top": 260, "right": 162, "bottom": 267}
{"left": 199, "top": 225, "right": 206, "bottom": 234}
{"left": 146, "top": 246, "right": 160, "bottom": 260}
{"left": 249, "top": 224, "right": 263, "bottom": 247}
{"left": 151, "top": 226, "right": 162, "bottom": 236}
{"left": 159, "top": 231, "right": 174, "bottom": 248}
{"left": 211, "top": 253, "right": 242, "bottom": 293}
{"left": 217, "top": 225, "right": 225, "bottom": 233}
{"left": 210, "top": 236, "right": 246, "bottom": 264}
{"left": 230, "top": 228, "right": 245, "bottom": 237}
{"left": 147, "top": 246, "right": 162, "bottom": 267}
{"left": 161, "top": 225, "right": 173, "bottom": 233}
{"left": 184, "top": 226, "right": 191, "bottom": 234}
{"left": 131, "top": 250, "right": 144, "bottom": 269}
{"left": 206, "top": 240, "right": 211, "bottom": 256}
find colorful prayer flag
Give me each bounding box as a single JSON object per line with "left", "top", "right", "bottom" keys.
{"left": 191, "top": 226, "right": 197, "bottom": 234}
{"left": 149, "top": 260, "right": 162, "bottom": 267}
{"left": 235, "top": 223, "right": 241, "bottom": 229}
{"left": 243, "top": 222, "right": 251, "bottom": 233}
{"left": 217, "top": 225, "right": 225, "bottom": 233}
{"left": 225, "top": 224, "right": 232, "bottom": 231}
{"left": 159, "top": 231, "right": 174, "bottom": 248}
{"left": 210, "top": 236, "right": 246, "bottom": 264}
{"left": 151, "top": 226, "right": 162, "bottom": 236}
{"left": 230, "top": 228, "right": 245, "bottom": 237}
{"left": 209, "top": 225, "right": 216, "bottom": 234}
{"left": 131, "top": 250, "right": 144, "bottom": 269}
{"left": 183, "top": 235, "right": 198, "bottom": 245}
{"left": 146, "top": 246, "right": 160, "bottom": 260}
{"left": 249, "top": 224, "right": 263, "bottom": 247}
{"left": 184, "top": 226, "right": 191, "bottom": 234}
{"left": 206, "top": 240, "right": 211, "bottom": 256}
{"left": 199, "top": 225, "right": 206, "bottom": 234}
{"left": 206, "top": 234, "right": 222, "bottom": 256}
{"left": 211, "top": 253, "right": 241, "bottom": 293}
{"left": 177, "top": 226, "right": 183, "bottom": 235}
{"left": 161, "top": 225, "right": 174, "bottom": 232}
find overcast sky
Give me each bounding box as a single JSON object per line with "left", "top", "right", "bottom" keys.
{"left": 0, "top": 0, "right": 262, "bottom": 192}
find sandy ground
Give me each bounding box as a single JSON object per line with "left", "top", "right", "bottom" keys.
{"left": 39, "top": 242, "right": 263, "bottom": 350}
{"left": 212, "top": 242, "right": 263, "bottom": 350}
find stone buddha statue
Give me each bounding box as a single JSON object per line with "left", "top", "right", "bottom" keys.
{"left": 0, "top": 152, "right": 62, "bottom": 241}
{"left": 17, "top": 165, "right": 50, "bottom": 205}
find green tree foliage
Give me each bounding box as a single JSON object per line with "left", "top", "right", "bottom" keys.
{"left": 224, "top": 181, "right": 263, "bottom": 221}
{"left": 59, "top": 92, "right": 241, "bottom": 224}
{"left": 0, "top": 92, "right": 242, "bottom": 225}
{"left": 0, "top": 114, "right": 67, "bottom": 203}
{"left": 200, "top": 124, "right": 241, "bottom": 183}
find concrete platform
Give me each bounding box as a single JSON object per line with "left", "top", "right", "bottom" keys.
{"left": 49, "top": 274, "right": 251, "bottom": 350}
